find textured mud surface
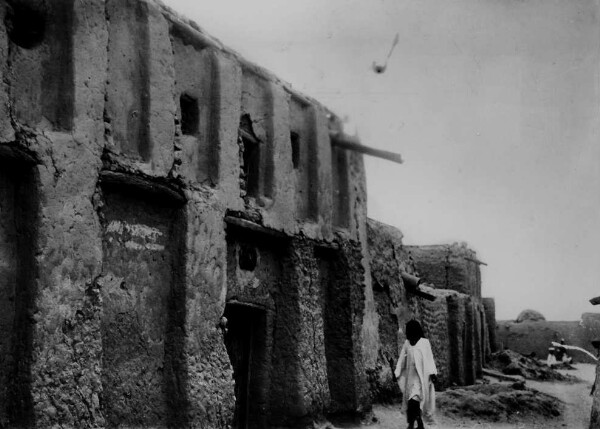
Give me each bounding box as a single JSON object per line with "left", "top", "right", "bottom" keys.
{"left": 487, "top": 350, "right": 575, "bottom": 381}
{"left": 323, "top": 365, "right": 595, "bottom": 429}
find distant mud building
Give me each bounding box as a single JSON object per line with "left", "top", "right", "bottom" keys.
{"left": 497, "top": 312, "right": 600, "bottom": 364}
{"left": 0, "top": 1, "right": 495, "bottom": 428}
{"left": 367, "top": 226, "right": 496, "bottom": 400}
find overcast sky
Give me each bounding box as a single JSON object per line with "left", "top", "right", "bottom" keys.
{"left": 163, "top": 0, "right": 600, "bottom": 321}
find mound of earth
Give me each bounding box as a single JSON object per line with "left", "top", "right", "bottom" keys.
{"left": 488, "top": 350, "right": 574, "bottom": 381}
{"left": 516, "top": 309, "right": 546, "bottom": 323}
{"left": 437, "top": 382, "right": 562, "bottom": 422}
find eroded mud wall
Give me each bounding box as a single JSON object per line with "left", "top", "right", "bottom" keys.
{"left": 473, "top": 302, "right": 483, "bottom": 377}
{"left": 463, "top": 298, "right": 476, "bottom": 385}
{"left": 591, "top": 363, "right": 600, "bottom": 428}
{"left": 497, "top": 316, "right": 600, "bottom": 363}
{"left": 447, "top": 294, "right": 468, "bottom": 386}
{"left": 321, "top": 242, "right": 369, "bottom": 417}
{"left": 223, "top": 228, "right": 368, "bottom": 426}
{"left": 367, "top": 220, "right": 487, "bottom": 393}
{"left": 366, "top": 219, "right": 410, "bottom": 402}
{"left": 483, "top": 298, "right": 498, "bottom": 353}
{"left": 480, "top": 305, "right": 491, "bottom": 364}
{"left": 407, "top": 244, "right": 482, "bottom": 299}
{"left": 414, "top": 288, "right": 452, "bottom": 389}
{"left": 98, "top": 185, "right": 186, "bottom": 427}
{"left": 0, "top": 0, "right": 373, "bottom": 426}
{"left": 0, "top": 1, "right": 108, "bottom": 426}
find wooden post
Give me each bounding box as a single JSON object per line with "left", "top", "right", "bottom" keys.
{"left": 329, "top": 131, "right": 404, "bottom": 164}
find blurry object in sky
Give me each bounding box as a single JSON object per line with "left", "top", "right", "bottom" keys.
{"left": 372, "top": 32, "right": 399, "bottom": 74}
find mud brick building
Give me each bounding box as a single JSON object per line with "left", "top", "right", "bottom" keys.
{"left": 0, "top": 0, "right": 497, "bottom": 428}
{"left": 366, "top": 222, "right": 495, "bottom": 399}
{"left": 0, "top": 0, "right": 378, "bottom": 427}
{"left": 497, "top": 312, "right": 600, "bottom": 364}
{"left": 407, "top": 244, "right": 492, "bottom": 381}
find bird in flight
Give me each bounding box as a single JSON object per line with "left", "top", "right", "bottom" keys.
{"left": 372, "top": 33, "right": 399, "bottom": 74}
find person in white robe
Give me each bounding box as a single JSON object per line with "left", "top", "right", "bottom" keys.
{"left": 395, "top": 320, "right": 438, "bottom": 429}
{"left": 546, "top": 347, "right": 557, "bottom": 367}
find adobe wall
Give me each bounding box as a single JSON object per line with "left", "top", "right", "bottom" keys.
{"left": 366, "top": 219, "right": 489, "bottom": 398}
{"left": 591, "top": 363, "right": 600, "bottom": 428}
{"left": 407, "top": 244, "right": 482, "bottom": 299}
{"left": 0, "top": 0, "right": 372, "bottom": 427}
{"left": 483, "top": 297, "right": 498, "bottom": 353}
{"left": 366, "top": 219, "right": 410, "bottom": 402}
{"left": 496, "top": 314, "right": 600, "bottom": 363}
{"left": 413, "top": 286, "right": 452, "bottom": 388}
{"left": 590, "top": 312, "right": 600, "bottom": 428}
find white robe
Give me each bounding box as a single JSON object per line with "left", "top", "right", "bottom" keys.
{"left": 394, "top": 338, "right": 437, "bottom": 417}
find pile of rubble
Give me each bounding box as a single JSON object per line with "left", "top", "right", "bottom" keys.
{"left": 487, "top": 350, "right": 574, "bottom": 381}
{"left": 437, "top": 382, "right": 562, "bottom": 422}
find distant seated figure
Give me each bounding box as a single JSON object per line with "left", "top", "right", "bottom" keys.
{"left": 557, "top": 339, "right": 572, "bottom": 364}
{"left": 546, "top": 347, "right": 557, "bottom": 367}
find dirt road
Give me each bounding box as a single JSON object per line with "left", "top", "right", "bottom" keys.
{"left": 335, "top": 364, "right": 595, "bottom": 429}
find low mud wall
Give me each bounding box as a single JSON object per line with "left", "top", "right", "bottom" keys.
{"left": 496, "top": 314, "right": 600, "bottom": 364}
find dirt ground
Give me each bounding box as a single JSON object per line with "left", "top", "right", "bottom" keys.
{"left": 332, "top": 364, "right": 595, "bottom": 429}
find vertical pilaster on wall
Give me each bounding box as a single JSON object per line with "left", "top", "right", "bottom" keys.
{"left": 314, "top": 106, "right": 333, "bottom": 239}
{"left": 106, "top": 0, "right": 175, "bottom": 174}
{"left": 347, "top": 150, "right": 378, "bottom": 371}
{"left": 473, "top": 303, "right": 483, "bottom": 378}
{"left": 269, "top": 242, "right": 304, "bottom": 426}
{"left": 72, "top": 0, "right": 110, "bottom": 142}
{"left": 7, "top": 0, "right": 75, "bottom": 131}
{"left": 212, "top": 51, "right": 243, "bottom": 209}
{"left": 31, "top": 132, "right": 105, "bottom": 428}
{"left": 591, "top": 363, "right": 600, "bottom": 428}
{"left": 418, "top": 293, "right": 451, "bottom": 388}
{"left": 0, "top": 2, "right": 14, "bottom": 142}
{"left": 481, "top": 307, "right": 491, "bottom": 365}
{"left": 483, "top": 297, "right": 498, "bottom": 353}
{"left": 146, "top": 3, "right": 176, "bottom": 175}
{"left": 289, "top": 94, "right": 318, "bottom": 223}
{"left": 23, "top": 1, "right": 108, "bottom": 426}
{"left": 106, "top": 0, "right": 151, "bottom": 160}
{"left": 263, "top": 82, "right": 295, "bottom": 231}
{"left": 292, "top": 241, "right": 328, "bottom": 421}
{"left": 447, "top": 294, "right": 467, "bottom": 386}
{"left": 464, "top": 298, "right": 476, "bottom": 385}
{"left": 316, "top": 241, "right": 371, "bottom": 419}
{"left": 331, "top": 146, "right": 350, "bottom": 230}
{"left": 184, "top": 201, "right": 235, "bottom": 427}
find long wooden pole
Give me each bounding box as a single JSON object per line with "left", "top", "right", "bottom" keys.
{"left": 329, "top": 132, "right": 404, "bottom": 164}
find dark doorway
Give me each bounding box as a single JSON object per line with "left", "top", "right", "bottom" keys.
{"left": 224, "top": 303, "right": 269, "bottom": 429}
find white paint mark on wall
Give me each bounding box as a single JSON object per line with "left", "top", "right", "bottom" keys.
{"left": 107, "top": 221, "right": 166, "bottom": 252}
{"left": 124, "top": 241, "right": 165, "bottom": 251}
{"left": 107, "top": 220, "right": 164, "bottom": 241}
